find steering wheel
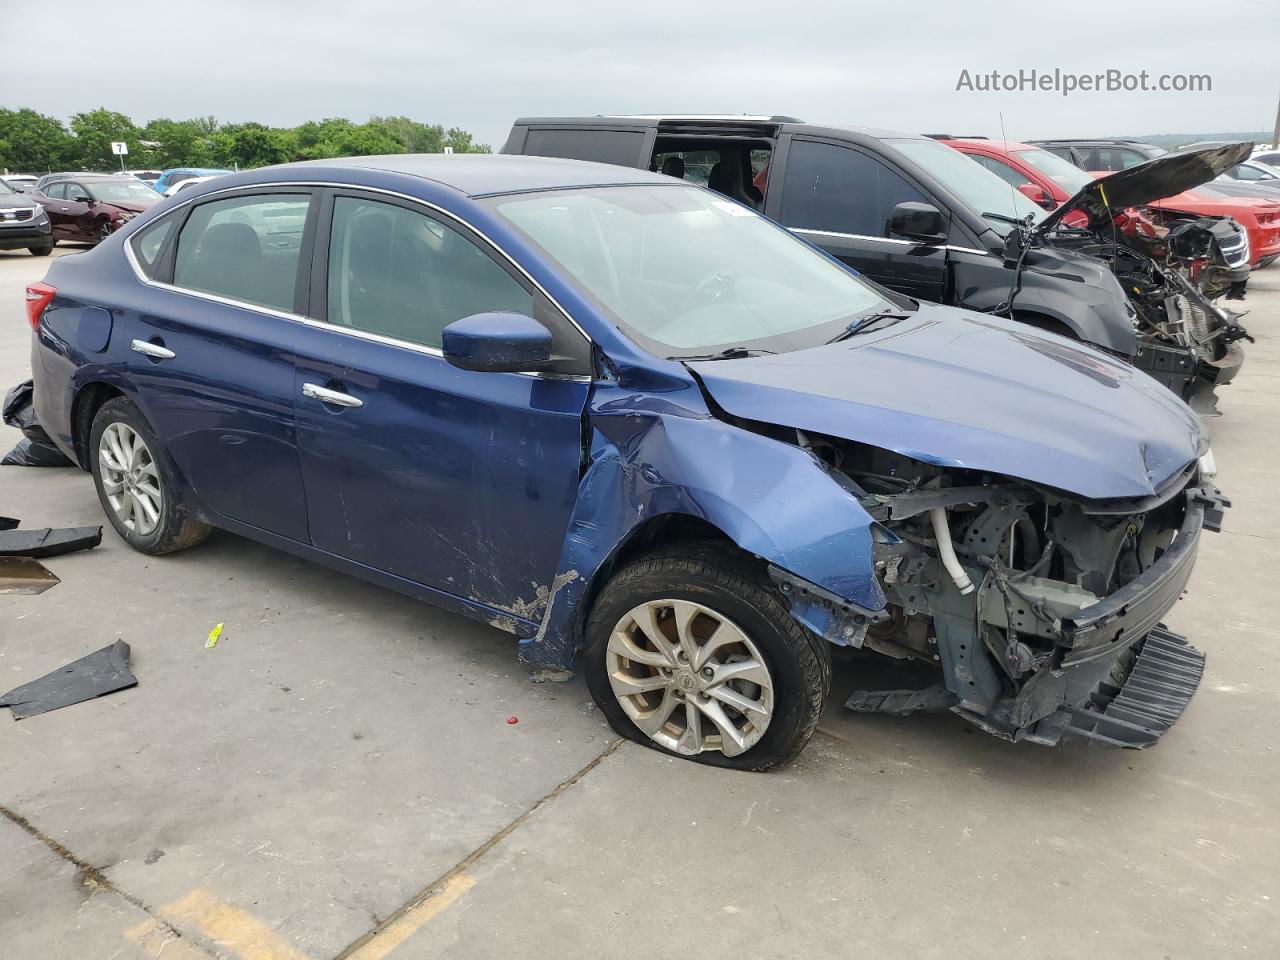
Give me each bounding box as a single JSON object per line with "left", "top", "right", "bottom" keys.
{"left": 675, "top": 270, "right": 734, "bottom": 314}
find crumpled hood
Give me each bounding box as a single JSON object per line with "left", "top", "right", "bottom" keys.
{"left": 690, "top": 305, "right": 1203, "bottom": 501}
{"left": 1037, "top": 142, "right": 1253, "bottom": 235}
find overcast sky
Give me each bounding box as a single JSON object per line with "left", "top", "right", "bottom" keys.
{"left": 8, "top": 0, "right": 1278, "bottom": 149}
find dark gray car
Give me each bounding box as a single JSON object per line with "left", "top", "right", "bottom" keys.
{"left": 0, "top": 178, "right": 53, "bottom": 256}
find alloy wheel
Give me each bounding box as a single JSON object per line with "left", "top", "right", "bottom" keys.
{"left": 98, "top": 422, "right": 163, "bottom": 536}
{"left": 605, "top": 599, "right": 774, "bottom": 757}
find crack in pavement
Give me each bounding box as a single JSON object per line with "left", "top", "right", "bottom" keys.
{"left": 332, "top": 737, "right": 625, "bottom": 960}
{"left": 0, "top": 803, "right": 218, "bottom": 959}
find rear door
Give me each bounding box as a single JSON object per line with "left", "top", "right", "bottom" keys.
{"left": 774, "top": 137, "right": 948, "bottom": 302}
{"left": 290, "top": 189, "right": 591, "bottom": 614}
{"left": 123, "top": 188, "right": 316, "bottom": 541}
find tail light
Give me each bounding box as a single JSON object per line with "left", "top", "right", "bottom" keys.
{"left": 25, "top": 282, "right": 55, "bottom": 330}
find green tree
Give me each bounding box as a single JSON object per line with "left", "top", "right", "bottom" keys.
{"left": 142, "top": 118, "right": 215, "bottom": 168}
{"left": 70, "top": 108, "right": 141, "bottom": 170}
{"left": 0, "top": 109, "right": 76, "bottom": 172}
{"left": 443, "top": 127, "right": 491, "bottom": 154}
{"left": 222, "top": 123, "right": 295, "bottom": 169}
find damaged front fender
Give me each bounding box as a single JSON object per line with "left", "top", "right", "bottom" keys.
{"left": 520, "top": 381, "right": 887, "bottom": 671}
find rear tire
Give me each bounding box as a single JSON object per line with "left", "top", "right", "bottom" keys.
{"left": 89, "top": 396, "right": 211, "bottom": 555}
{"left": 584, "top": 544, "right": 830, "bottom": 771}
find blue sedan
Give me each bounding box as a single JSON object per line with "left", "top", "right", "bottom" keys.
{"left": 26, "top": 155, "right": 1219, "bottom": 767}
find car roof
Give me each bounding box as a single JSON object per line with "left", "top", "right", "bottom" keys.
{"left": 513, "top": 115, "right": 919, "bottom": 142}
{"left": 274, "top": 153, "right": 674, "bottom": 197}
{"left": 942, "top": 138, "right": 1038, "bottom": 152}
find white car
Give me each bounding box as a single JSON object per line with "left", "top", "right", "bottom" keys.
{"left": 1, "top": 174, "right": 39, "bottom": 194}
{"left": 1250, "top": 145, "right": 1280, "bottom": 168}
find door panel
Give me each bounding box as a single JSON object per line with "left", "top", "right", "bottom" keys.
{"left": 293, "top": 340, "right": 588, "bottom": 610}
{"left": 126, "top": 296, "right": 310, "bottom": 541}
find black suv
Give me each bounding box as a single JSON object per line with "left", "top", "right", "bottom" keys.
{"left": 505, "top": 116, "right": 1139, "bottom": 354}
{"left": 503, "top": 116, "right": 1250, "bottom": 402}
{"left": 1028, "top": 139, "right": 1165, "bottom": 172}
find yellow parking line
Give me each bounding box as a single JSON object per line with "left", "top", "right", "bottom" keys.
{"left": 124, "top": 916, "right": 215, "bottom": 960}
{"left": 157, "top": 888, "right": 312, "bottom": 960}
{"left": 345, "top": 874, "right": 476, "bottom": 960}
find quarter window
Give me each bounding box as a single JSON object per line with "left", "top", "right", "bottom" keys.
{"left": 130, "top": 218, "right": 175, "bottom": 279}
{"left": 324, "top": 196, "right": 533, "bottom": 350}
{"left": 779, "top": 141, "right": 929, "bottom": 237}
{"left": 173, "top": 193, "right": 311, "bottom": 312}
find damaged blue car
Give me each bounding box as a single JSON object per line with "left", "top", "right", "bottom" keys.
{"left": 27, "top": 155, "right": 1224, "bottom": 769}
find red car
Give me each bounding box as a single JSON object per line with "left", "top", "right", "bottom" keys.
{"left": 943, "top": 138, "right": 1279, "bottom": 267}
{"left": 32, "top": 175, "right": 160, "bottom": 245}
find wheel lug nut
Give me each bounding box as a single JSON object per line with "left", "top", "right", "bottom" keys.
{"left": 702, "top": 667, "right": 714, "bottom": 679}
{"left": 677, "top": 651, "right": 688, "bottom": 662}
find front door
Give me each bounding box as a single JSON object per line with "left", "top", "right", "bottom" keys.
{"left": 291, "top": 191, "right": 591, "bottom": 615}
{"left": 122, "top": 189, "right": 315, "bottom": 541}
{"left": 773, "top": 137, "right": 949, "bottom": 303}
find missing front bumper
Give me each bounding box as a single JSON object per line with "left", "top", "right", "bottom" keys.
{"left": 1037, "top": 626, "right": 1205, "bottom": 748}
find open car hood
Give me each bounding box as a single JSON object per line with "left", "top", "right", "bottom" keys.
{"left": 1036, "top": 142, "right": 1253, "bottom": 236}
{"left": 690, "top": 304, "right": 1203, "bottom": 501}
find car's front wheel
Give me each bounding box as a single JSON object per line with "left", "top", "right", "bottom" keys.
{"left": 97, "top": 219, "right": 113, "bottom": 244}
{"left": 89, "top": 396, "right": 211, "bottom": 555}
{"left": 584, "top": 546, "right": 830, "bottom": 770}
{"left": 28, "top": 244, "right": 53, "bottom": 256}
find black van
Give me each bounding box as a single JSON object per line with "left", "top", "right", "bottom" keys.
{"left": 503, "top": 116, "right": 1250, "bottom": 402}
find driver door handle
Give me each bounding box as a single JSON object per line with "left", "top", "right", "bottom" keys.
{"left": 131, "top": 339, "right": 175, "bottom": 359}
{"left": 302, "top": 382, "right": 363, "bottom": 408}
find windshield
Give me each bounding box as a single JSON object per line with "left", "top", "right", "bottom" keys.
{"left": 886, "top": 138, "right": 1045, "bottom": 235}
{"left": 86, "top": 181, "right": 159, "bottom": 204}
{"left": 486, "top": 184, "right": 897, "bottom": 357}
{"left": 1017, "top": 148, "right": 1094, "bottom": 193}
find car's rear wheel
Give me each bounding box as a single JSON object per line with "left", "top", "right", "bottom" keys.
{"left": 89, "top": 397, "right": 211, "bottom": 555}
{"left": 584, "top": 545, "right": 830, "bottom": 770}
{"left": 28, "top": 245, "right": 53, "bottom": 256}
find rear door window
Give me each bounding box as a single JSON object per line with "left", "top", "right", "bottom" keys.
{"left": 45, "top": 183, "right": 65, "bottom": 200}
{"left": 173, "top": 193, "right": 312, "bottom": 312}
{"left": 779, "top": 140, "right": 929, "bottom": 237}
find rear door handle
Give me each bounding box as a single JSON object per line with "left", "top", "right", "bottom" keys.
{"left": 130, "top": 339, "right": 175, "bottom": 360}
{"left": 302, "top": 382, "right": 363, "bottom": 408}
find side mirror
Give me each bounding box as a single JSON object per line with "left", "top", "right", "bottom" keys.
{"left": 887, "top": 202, "right": 947, "bottom": 244}
{"left": 442, "top": 312, "right": 553, "bottom": 373}
{"left": 1016, "top": 183, "right": 1055, "bottom": 210}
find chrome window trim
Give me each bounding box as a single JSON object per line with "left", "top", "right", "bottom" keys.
{"left": 790, "top": 226, "right": 994, "bottom": 257}
{"left": 121, "top": 180, "right": 595, "bottom": 382}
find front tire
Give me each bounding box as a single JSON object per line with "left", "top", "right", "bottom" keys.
{"left": 89, "top": 396, "right": 211, "bottom": 555}
{"left": 584, "top": 545, "right": 830, "bottom": 770}
{"left": 97, "top": 219, "right": 113, "bottom": 244}
{"left": 29, "top": 244, "right": 53, "bottom": 256}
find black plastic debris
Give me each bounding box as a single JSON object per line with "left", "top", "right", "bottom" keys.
{"left": 0, "top": 516, "right": 17, "bottom": 531}
{"left": 2, "top": 380, "right": 75, "bottom": 468}
{"left": 0, "top": 556, "right": 60, "bottom": 594}
{"left": 0, "top": 526, "right": 102, "bottom": 558}
{"left": 0, "top": 641, "right": 136, "bottom": 719}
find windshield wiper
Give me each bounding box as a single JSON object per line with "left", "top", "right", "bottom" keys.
{"left": 677, "top": 346, "right": 776, "bottom": 361}
{"left": 825, "top": 312, "right": 910, "bottom": 344}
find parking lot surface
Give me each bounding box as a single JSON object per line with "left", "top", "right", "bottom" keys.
{"left": 1, "top": 247, "right": 1277, "bottom": 959}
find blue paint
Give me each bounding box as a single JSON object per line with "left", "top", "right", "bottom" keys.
{"left": 441, "top": 312, "right": 552, "bottom": 372}
{"left": 28, "top": 155, "right": 1205, "bottom": 676}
